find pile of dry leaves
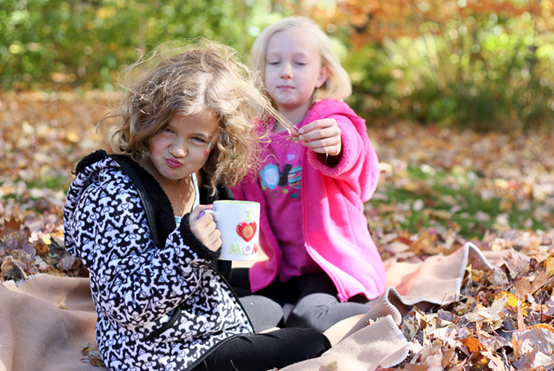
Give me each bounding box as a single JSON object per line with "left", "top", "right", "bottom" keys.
{"left": 376, "top": 246, "right": 554, "bottom": 370}
{"left": 2, "top": 92, "right": 554, "bottom": 370}
{"left": 0, "top": 91, "right": 114, "bottom": 281}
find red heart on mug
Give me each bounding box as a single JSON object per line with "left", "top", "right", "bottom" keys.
{"left": 236, "top": 221, "right": 257, "bottom": 242}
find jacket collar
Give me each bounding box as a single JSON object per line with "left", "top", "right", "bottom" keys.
{"left": 76, "top": 150, "right": 176, "bottom": 246}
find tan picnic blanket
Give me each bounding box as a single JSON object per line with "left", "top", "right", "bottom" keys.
{"left": 0, "top": 242, "right": 507, "bottom": 371}
{"left": 282, "top": 242, "right": 504, "bottom": 371}
{"left": 0, "top": 274, "right": 103, "bottom": 371}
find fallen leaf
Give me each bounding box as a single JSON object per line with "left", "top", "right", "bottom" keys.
{"left": 514, "top": 277, "right": 532, "bottom": 300}
{"left": 544, "top": 256, "right": 554, "bottom": 278}
{"left": 0, "top": 218, "right": 22, "bottom": 239}
{"left": 1, "top": 256, "right": 27, "bottom": 282}
{"left": 319, "top": 361, "right": 337, "bottom": 371}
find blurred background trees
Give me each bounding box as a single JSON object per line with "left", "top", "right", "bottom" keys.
{"left": 1, "top": 0, "right": 553, "bottom": 131}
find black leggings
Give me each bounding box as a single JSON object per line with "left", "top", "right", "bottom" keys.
{"left": 191, "top": 328, "right": 331, "bottom": 371}
{"left": 230, "top": 269, "right": 374, "bottom": 332}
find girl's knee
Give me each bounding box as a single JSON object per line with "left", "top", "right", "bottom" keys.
{"left": 285, "top": 293, "right": 338, "bottom": 331}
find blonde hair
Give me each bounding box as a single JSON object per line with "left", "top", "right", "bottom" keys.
{"left": 101, "top": 40, "right": 288, "bottom": 190}
{"left": 251, "top": 16, "right": 352, "bottom": 102}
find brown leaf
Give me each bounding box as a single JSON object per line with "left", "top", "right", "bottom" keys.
{"left": 517, "top": 300, "right": 525, "bottom": 330}
{"left": 0, "top": 256, "right": 27, "bottom": 282}
{"left": 408, "top": 230, "right": 438, "bottom": 255}
{"left": 0, "top": 218, "right": 22, "bottom": 239}
{"left": 35, "top": 239, "right": 50, "bottom": 256}
{"left": 468, "top": 351, "right": 491, "bottom": 371}
{"left": 441, "top": 348, "right": 458, "bottom": 368}
{"left": 530, "top": 270, "right": 548, "bottom": 294}
{"left": 514, "top": 277, "right": 532, "bottom": 301}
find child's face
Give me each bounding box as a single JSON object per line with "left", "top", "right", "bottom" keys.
{"left": 148, "top": 111, "right": 218, "bottom": 183}
{"left": 264, "top": 28, "right": 328, "bottom": 117}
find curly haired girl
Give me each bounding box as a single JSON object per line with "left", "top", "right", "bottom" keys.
{"left": 64, "top": 40, "right": 330, "bottom": 371}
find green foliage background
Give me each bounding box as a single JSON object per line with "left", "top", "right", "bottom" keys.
{"left": 0, "top": 0, "right": 281, "bottom": 90}
{"left": 342, "top": 9, "right": 554, "bottom": 132}
{"left": 1, "top": 0, "right": 553, "bottom": 131}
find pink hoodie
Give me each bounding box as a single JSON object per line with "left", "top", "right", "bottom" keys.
{"left": 232, "top": 99, "right": 386, "bottom": 302}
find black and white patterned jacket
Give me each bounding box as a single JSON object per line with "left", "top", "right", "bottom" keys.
{"left": 63, "top": 150, "right": 254, "bottom": 371}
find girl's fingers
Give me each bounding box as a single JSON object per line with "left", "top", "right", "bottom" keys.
{"left": 298, "top": 118, "right": 336, "bottom": 135}
{"left": 206, "top": 229, "right": 222, "bottom": 251}
{"left": 303, "top": 137, "right": 340, "bottom": 149}
{"left": 299, "top": 119, "right": 344, "bottom": 161}
{"left": 300, "top": 130, "right": 341, "bottom": 151}
{"left": 306, "top": 144, "right": 342, "bottom": 156}
{"left": 189, "top": 204, "right": 222, "bottom": 250}
{"left": 298, "top": 119, "right": 341, "bottom": 155}
{"left": 197, "top": 225, "right": 221, "bottom": 252}
{"left": 189, "top": 204, "right": 213, "bottom": 223}
{"left": 190, "top": 221, "right": 221, "bottom": 251}
{"left": 299, "top": 127, "right": 340, "bottom": 142}
{"left": 302, "top": 136, "right": 342, "bottom": 156}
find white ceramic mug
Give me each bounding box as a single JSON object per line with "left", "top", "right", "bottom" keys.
{"left": 203, "top": 201, "right": 260, "bottom": 261}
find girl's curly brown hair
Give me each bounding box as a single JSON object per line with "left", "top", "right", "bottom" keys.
{"left": 101, "top": 39, "right": 290, "bottom": 190}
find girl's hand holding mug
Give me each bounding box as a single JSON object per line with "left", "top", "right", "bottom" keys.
{"left": 199, "top": 201, "right": 260, "bottom": 261}
{"left": 189, "top": 205, "right": 222, "bottom": 252}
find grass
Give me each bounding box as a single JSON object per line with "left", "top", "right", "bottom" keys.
{"left": 2, "top": 163, "right": 550, "bottom": 240}
{"left": 370, "top": 165, "right": 550, "bottom": 239}
{"left": 24, "top": 175, "right": 70, "bottom": 192}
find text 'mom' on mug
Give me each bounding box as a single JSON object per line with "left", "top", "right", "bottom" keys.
{"left": 206, "top": 201, "right": 260, "bottom": 261}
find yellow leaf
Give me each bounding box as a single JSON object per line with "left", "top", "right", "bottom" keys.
{"left": 502, "top": 291, "right": 519, "bottom": 308}
{"left": 545, "top": 257, "right": 554, "bottom": 278}
{"left": 66, "top": 132, "right": 79, "bottom": 143}
{"left": 496, "top": 291, "right": 528, "bottom": 315}
{"left": 494, "top": 178, "right": 509, "bottom": 189}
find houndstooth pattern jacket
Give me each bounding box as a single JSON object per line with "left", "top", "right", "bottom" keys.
{"left": 63, "top": 150, "right": 253, "bottom": 371}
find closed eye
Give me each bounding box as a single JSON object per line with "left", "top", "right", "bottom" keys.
{"left": 156, "top": 127, "right": 174, "bottom": 136}
{"left": 191, "top": 136, "right": 207, "bottom": 144}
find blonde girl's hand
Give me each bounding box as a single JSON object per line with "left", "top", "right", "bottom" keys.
{"left": 298, "top": 118, "right": 342, "bottom": 158}
{"left": 189, "top": 205, "right": 222, "bottom": 252}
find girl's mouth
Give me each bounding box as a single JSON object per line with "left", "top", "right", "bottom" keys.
{"left": 166, "top": 159, "right": 183, "bottom": 168}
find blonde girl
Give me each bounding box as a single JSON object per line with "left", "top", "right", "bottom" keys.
{"left": 64, "top": 40, "right": 330, "bottom": 371}
{"left": 231, "top": 17, "right": 387, "bottom": 332}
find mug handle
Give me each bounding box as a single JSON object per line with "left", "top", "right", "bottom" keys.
{"left": 199, "top": 209, "right": 218, "bottom": 222}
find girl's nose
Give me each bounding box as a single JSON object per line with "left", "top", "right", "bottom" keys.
{"left": 170, "top": 139, "right": 187, "bottom": 158}
{"left": 280, "top": 63, "right": 293, "bottom": 79}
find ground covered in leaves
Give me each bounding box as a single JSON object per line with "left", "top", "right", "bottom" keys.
{"left": 1, "top": 91, "right": 554, "bottom": 370}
